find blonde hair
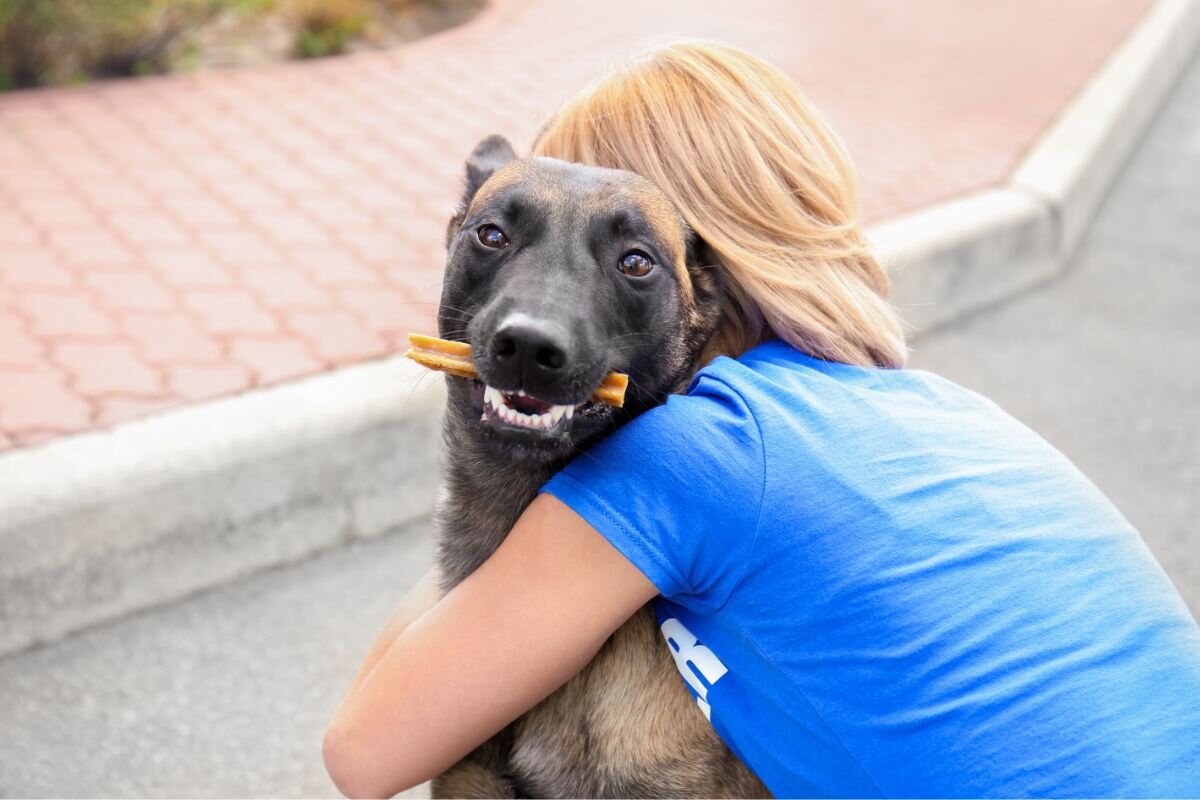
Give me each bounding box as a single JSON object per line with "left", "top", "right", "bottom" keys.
{"left": 532, "top": 40, "right": 908, "bottom": 368}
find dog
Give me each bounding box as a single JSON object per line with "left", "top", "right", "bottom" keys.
{"left": 428, "top": 134, "right": 770, "bottom": 798}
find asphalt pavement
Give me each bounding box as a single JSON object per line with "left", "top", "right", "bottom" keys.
{"left": 0, "top": 529, "right": 435, "bottom": 798}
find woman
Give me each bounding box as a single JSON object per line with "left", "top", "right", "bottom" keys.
{"left": 324, "top": 41, "right": 1200, "bottom": 798}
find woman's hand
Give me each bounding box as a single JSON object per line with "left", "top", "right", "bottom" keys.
{"left": 322, "top": 494, "right": 659, "bottom": 799}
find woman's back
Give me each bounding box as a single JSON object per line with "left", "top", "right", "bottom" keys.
{"left": 544, "top": 340, "right": 1200, "bottom": 797}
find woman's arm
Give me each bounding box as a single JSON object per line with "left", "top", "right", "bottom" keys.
{"left": 322, "top": 493, "right": 659, "bottom": 799}
{"left": 345, "top": 565, "right": 443, "bottom": 697}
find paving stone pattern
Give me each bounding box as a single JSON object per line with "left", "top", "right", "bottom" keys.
{"left": 0, "top": 0, "right": 1151, "bottom": 450}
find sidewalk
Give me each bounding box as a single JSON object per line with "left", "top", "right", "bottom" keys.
{"left": 0, "top": 0, "right": 1154, "bottom": 450}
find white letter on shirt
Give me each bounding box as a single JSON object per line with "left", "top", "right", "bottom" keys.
{"left": 660, "top": 618, "right": 729, "bottom": 720}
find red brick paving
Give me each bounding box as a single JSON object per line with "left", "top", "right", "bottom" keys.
{"left": 0, "top": 0, "right": 1154, "bottom": 451}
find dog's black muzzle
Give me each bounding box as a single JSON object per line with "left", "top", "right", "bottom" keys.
{"left": 469, "top": 297, "right": 614, "bottom": 445}
{"left": 485, "top": 312, "right": 574, "bottom": 399}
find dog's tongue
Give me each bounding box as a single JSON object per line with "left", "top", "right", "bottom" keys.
{"left": 506, "top": 392, "right": 552, "bottom": 415}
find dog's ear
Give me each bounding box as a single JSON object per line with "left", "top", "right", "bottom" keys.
{"left": 463, "top": 134, "right": 517, "bottom": 203}
{"left": 685, "top": 232, "right": 723, "bottom": 311}
{"left": 446, "top": 134, "right": 517, "bottom": 248}
{"left": 682, "top": 232, "right": 726, "bottom": 365}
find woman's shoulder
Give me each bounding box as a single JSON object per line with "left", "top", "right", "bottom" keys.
{"left": 693, "top": 339, "right": 998, "bottom": 432}
{"left": 696, "top": 340, "right": 1109, "bottom": 528}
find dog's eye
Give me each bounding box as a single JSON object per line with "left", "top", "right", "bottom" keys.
{"left": 617, "top": 250, "right": 654, "bottom": 277}
{"left": 477, "top": 224, "right": 509, "bottom": 249}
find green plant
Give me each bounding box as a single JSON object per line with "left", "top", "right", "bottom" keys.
{"left": 0, "top": 0, "right": 479, "bottom": 90}
{"left": 286, "top": 0, "right": 368, "bottom": 59}
{"left": 0, "top": 0, "right": 271, "bottom": 89}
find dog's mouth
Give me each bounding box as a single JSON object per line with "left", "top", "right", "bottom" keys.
{"left": 472, "top": 381, "right": 603, "bottom": 435}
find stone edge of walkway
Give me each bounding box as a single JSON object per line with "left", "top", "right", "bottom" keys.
{"left": 1, "top": 0, "right": 1197, "bottom": 658}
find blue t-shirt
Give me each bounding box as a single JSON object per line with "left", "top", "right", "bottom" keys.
{"left": 541, "top": 340, "right": 1200, "bottom": 798}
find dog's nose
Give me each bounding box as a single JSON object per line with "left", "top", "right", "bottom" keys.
{"left": 489, "top": 318, "right": 570, "bottom": 385}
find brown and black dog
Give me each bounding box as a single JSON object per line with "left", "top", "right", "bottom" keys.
{"left": 430, "top": 134, "right": 769, "bottom": 798}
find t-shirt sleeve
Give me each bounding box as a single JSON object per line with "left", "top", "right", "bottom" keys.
{"left": 540, "top": 373, "right": 766, "bottom": 611}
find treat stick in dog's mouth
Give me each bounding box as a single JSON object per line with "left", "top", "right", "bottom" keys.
{"left": 405, "top": 333, "right": 629, "bottom": 408}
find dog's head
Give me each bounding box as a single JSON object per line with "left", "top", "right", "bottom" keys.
{"left": 438, "top": 135, "right": 722, "bottom": 464}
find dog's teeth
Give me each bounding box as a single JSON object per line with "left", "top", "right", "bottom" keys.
{"left": 482, "top": 385, "right": 578, "bottom": 431}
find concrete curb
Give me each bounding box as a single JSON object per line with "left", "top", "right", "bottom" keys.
{"left": 0, "top": 358, "right": 445, "bottom": 656}
{"left": 1, "top": 0, "right": 1198, "bottom": 657}
{"left": 876, "top": 0, "right": 1200, "bottom": 334}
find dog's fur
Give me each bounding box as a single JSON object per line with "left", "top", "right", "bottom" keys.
{"left": 430, "top": 135, "right": 769, "bottom": 798}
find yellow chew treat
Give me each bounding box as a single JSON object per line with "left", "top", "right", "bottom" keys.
{"left": 406, "top": 333, "right": 475, "bottom": 379}
{"left": 593, "top": 372, "right": 630, "bottom": 408}
{"left": 405, "top": 333, "right": 629, "bottom": 408}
